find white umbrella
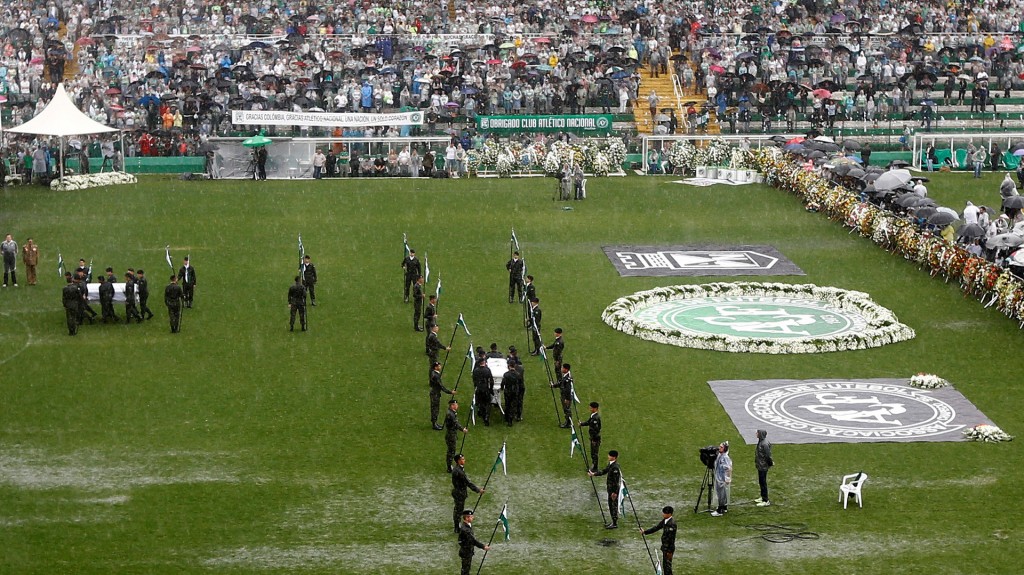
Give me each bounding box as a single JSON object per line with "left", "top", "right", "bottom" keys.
{"left": 874, "top": 169, "right": 913, "bottom": 191}
{"left": 936, "top": 206, "right": 960, "bottom": 218}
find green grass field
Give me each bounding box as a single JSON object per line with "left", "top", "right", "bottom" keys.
{"left": 1, "top": 171, "right": 1021, "bottom": 575}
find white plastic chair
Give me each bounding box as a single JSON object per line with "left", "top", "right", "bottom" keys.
{"left": 839, "top": 472, "right": 868, "bottom": 509}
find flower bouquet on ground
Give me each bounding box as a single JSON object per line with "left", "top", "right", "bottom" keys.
{"left": 50, "top": 171, "right": 138, "bottom": 191}
{"left": 963, "top": 424, "right": 1014, "bottom": 443}
{"left": 908, "top": 373, "right": 950, "bottom": 389}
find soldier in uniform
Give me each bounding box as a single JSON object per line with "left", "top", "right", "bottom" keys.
{"left": 430, "top": 361, "right": 455, "bottom": 430}
{"left": 288, "top": 275, "right": 307, "bottom": 331}
{"left": 62, "top": 276, "right": 81, "bottom": 335}
{"left": 177, "top": 257, "right": 197, "bottom": 308}
{"left": 425, "top": 324, "right": 449, "bottom": 372}
{"left": 523, "top": 275, "right": 536, "bottom": 305}
{"left": 641, "top": 506, "right": 678, "bottom": 575}
{"left": 74, "top": 271, "right": 97, "bottom": 324}
{"left": 165, "top": 274, "right": 184, "bottom": 333}
{"left": 506, "top": 251, "right": 524, "bottom": 303}
{"left": 21, "top": 237, "right": 39, "bottom": 286}
{"left": 500, "top": 360, "right": 523, "bottom": 427}
{"left": 472, "top": 358, "right": 494, "bottom": 426}
{"left": 97, "top": 275, "right": 119, "bottom": 323}
{"left": 412, "top": 275, "right": 425, "bottom": 331}
{"left": 123, "top": 272, "right": 143, "bottom": 323}
{"left": 424, "top": 294, "right": 437, "bottom": 330}
{"left": 451, "top": 454, "right": 484, "bottom": 533}
{"left": 550, "top": 363, "right": 575, "bottom": 428}
{"left": 457, "top": 509, "right": 489, "bottom": 575}
{"left": 402, "top": 249, "right": 421, "bottom": 303}
{"left": 506, "top": 346, "right": 525, "bottom": 421}
{"left": 528, "top": 298, "right": 542, "bottom": 355}
{"left": 302, "top": 255, "right": 318, "bottom": 306}
{"left": 546, "top": 327, "right": 565, "bottom": 374}
{"left": 589, "top": 450, "right": 622, "bottom": 529}
{"left": 580, "top": 401, "right": 602, "bottom": 472}
{"left": 136, "top": 269, "right": 155, "bottom": 320}
{"left": 444, "top": 398, "right": 468, "bottom": 473}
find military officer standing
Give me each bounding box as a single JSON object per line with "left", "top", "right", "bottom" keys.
{"left": 523, "top": 275, "right": 536, "bottom": 304}
{"left": 580, "top": 401, "right": 602, "bottom": 472}
{"left": 177, "top": 257, "right": 197, "bottom": 308}
{"left": 430, "top": 361, "right": 455, "bottom": 430}
{"left": 472, "top": 358, "right": 494, "bottom": 426}
{"left": 165, "top": 274, "right": 184, "bottom": 333}
{"left": 506, "top": 346, "right": 525, "bottom": 421}
{"left": 425, "top": 324, "right": 450, "bottom": 372}
{"left": 412, "top": 275, "right": 425, "bottom": 331}
{"left": 641, "top": 506, "right": 678, "bottom": 575}
{"left": 450, "top": 454, "right": 484, "bottom": 533}
{"left": 528, "top": 298, "right": 542, "bottom": 354}
{"left": 402, "top": 249, "right": 421, "bottom": 303}
{"left": 550, "top": 363, "right": 575, "bottom": 428}
{"left": 444, "top": 398, "right": 468, "bottom": 473}
{"left": 457, "top": 510, "right": 489, "bottom": 575}
{"left": 288, "top": 275, "right": 308, "bottom": 331}
{"left": 546, "top": 327, "right": 565, "bottom": 374}
{"left": 302, "top": 254, "right": 318, "bottom": 306}
{"left": 589, "top": 450, "right": 622, "bottom": 529}
{"left": 506, "top": 251, "right": 524, "bottom": 303}
{"left": 424, "top": 294, "right": 438, "bottom": 330}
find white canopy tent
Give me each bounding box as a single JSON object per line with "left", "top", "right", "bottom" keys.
{"left": 6, "top": 83, "right": 122, "bottom": 178}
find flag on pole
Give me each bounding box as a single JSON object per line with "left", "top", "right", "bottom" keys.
{"left": 403, "top": 233, "right": 410, "bottom": 258}
{"left": 298, "top": 234, "right": 305, "bottom": 271}
{"left": 618, "top": 478, "right": 629, "bottom": 515}
{"left": 471, "top": 394, "right": 477, "bottom": 426}
{"left": 424, "top": 253, "right": 430, "bottom": 285}
{"left": 498, "top": 503, "right": 510, "bottom": 541}
{"left": 165, "top": 245, "right": 173, "bottom": 270}
{"left": 655, "top": 561, "right": 663, "bottom": 575}
{"left": 457, "top": 314, "right": 471, "bottom": 336}
{"left": 511, "top": 228, "right": 520, "bottom": 252}
{"left": 465, "top": 342, "right": 475, "bottom": 365}
{"left": 86, "top": 259, "right": 93, "bottom": 282}
{"left": 570, "top": 379, "right": 581, "bottom": 404}
{"left": 57, "top": 251, "right": 65, "bottom": 277}
{"left": 492, "top": 441, "right": 507, "bottom": 475}
{"left": 435, "top": 274, "right": 442, "bottom": 300}
{"left": 570, "top": 426, "right": 583, "bottom": 457}
{"left": 538, "top": 345, "right": 548, "bottom": 362}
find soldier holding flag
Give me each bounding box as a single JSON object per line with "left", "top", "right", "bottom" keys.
{"left": 579, "top": 401, "right": 601, "bottom": 472}
{"left": 550, "top": 363, "right": 575, "bottom": 428}
{"left": 457, "top": 509, "right": 489, "bottom": 575}
{"left": 589, "top": 449, "right": 622, "bottom": 529}
{"left": 165, "top": 274, "right": 184, "bottom": 333}
{"left": 177, "top": 257, "right": 197, "bottom": 309}
{"left": 429, "top": 361, "right": 455, "bottom": 430}
{"left": 402, "top": 248, "right": 421, "bottom": 303}
{"left": 506, "top": 251, "right": 524, "bottom": 303}
{"left": 444, "top": 398, "right": 468, "bottom": 473}
{"left": 301, "top": 255, "right": 318, "bottom": 306}
{"left": 288, "top": 275, "right": 307, "bottom": 332}
{"left": 641, "top": 506, "right": 678, "bottom": 575}
{"left": 450, "top": 454, "right": 484, "bottom": 534}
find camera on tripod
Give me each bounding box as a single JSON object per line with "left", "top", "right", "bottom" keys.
{"left": 699, "top": 445, "right": 718, "bottom": 469}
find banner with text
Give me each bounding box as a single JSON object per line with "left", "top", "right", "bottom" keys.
{"left": 477, "top": 114, "right": 613, "bottom": 134}
{"left": 231, "top": 110, "right": 424, "bottom": 127}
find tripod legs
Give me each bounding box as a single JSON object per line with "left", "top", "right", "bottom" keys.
{"left": 693, "top": 467, "right": 714, "bottom": 513}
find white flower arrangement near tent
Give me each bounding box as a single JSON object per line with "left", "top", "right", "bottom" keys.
{"left": 466, "top": 137, "right": 626, "bottom": 176}
{"left": 50, "top": 171, "right": 138, "bottom": 191}
{"left": 963, "top": 424, "right": 1014, "bottom": 443}
{"left": 601, "top": 282, "right": 915, "bottom": 354}
{"left": 908, "top": 373, "right": 951, "bottom": 389}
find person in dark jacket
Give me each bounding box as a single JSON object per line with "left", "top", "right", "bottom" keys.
{"left": 641, "top": 506, "right": 678, "bottom": 575}
{"left": 457, "top": 509, "right": 489, "bottom": 575}
{"left": 165, "top": 274, "right": 184, "bottom": 333}
{"left": 754, "top": 429, "right": 774, "bottom": 507}
{"left": 589, "top": 450, "right": 622, "bottom": 529}
{"left": 450, "top": 454, "right": 484, "bottom": 533}
{"left": 288, "top": 275, "right": 307, "bottom": 331}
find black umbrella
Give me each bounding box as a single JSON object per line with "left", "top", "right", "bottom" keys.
{"left": 1004, "top": 196, "right": 1024, "bottom": 209}
{"left": 956, "top": 223, "right": 986, "bottom": 240}
{"left": 914, "top": 207, "right": 938, "bottom": 220}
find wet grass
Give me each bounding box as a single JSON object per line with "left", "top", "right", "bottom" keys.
{"left": 0, "top": 172, "right": 1021, "bottom": 574}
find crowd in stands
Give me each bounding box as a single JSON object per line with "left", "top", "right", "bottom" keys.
{"left": 3, "top": 0, "right": 1024, "bottom": 164}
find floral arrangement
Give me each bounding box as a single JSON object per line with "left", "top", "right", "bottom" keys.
{"left": 602, "top": 282, "right": 915, "bottom": 354}
{"left": 50, "top": 171, "right": 137, "bottom": 191}
{"left": 750, "top": 147, "right": 1024, "bottom": 326}
{"left": 663, "top": 139, "right": 735, "bottom": 175}
{"left": 468, "top": 137, "right": 626, "bottom": 176}
{"left": 908, "top": 373, "right": 950, "bottom": 389}
{"left": 963, "top": 424, "right": 1014, "bottom": 443}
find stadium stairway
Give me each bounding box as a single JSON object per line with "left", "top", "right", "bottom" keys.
{"left": 635, "top": 71, "right": 677, "bottom": 134}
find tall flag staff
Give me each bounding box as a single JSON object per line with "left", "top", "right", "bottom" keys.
{"left": 472, "top": 440, "right": 507, "bottom": 513}
{"left": 441, "top": 313, "right": 471, "bottom": 376}
{"left": 453, "top": 341, "right": 474, "bottom": 396}
{"left": 537, "top": 330, "right": 563, "bottom": 424}
{"left": 623, "top": 478, "right": 660, "bottom": 575}
{"left": 298, "top": 234, "right": 305, "bottom": 273}
{"left": 474, "top": 499, "right": 510, "bottom": 575}
{"left": 570, "top": 425, "right": 608, "bottom": 524}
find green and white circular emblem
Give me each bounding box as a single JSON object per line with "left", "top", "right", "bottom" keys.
{"left": 633, "top": 296, "right": 867, "bottom": 340}
{"left": 603, "top": 283, "right": 915, "bottom": 354}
